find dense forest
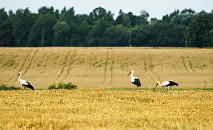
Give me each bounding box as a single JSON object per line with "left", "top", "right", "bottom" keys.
{"left": 0, "top": 6, "right": 213, "bottom": 47}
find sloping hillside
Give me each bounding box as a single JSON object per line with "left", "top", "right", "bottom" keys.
{"left": 1, "top": 47, "right": 213, "bottom": 88}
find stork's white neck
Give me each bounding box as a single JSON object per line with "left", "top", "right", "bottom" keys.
{"left": 130, "top": 71, "right": 136, "bottom": 82}
{"left": 18, "top": 74, "right": 22, "bottom": 82}
{"left": 130, "top": 71, "right": 134, "bottom": 77}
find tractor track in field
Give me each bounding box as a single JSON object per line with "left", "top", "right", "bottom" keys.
{"left": 182, "top": 50, "right": 208, "bottom": 87}
{"left": 4, "top": 50, "right": 32, "bottom": 83}
{"left": 186, "top": 55, "right": 194, "bottom": 72}
{"left": 181, "top": 51, "right": 194, "bottom": 72}
{"left": 144, "top": 51, "right": 160, "bottom": 85}
{"left": 23, "top": 49, "right": 38, "bottom": 74}
{"left": 101, "top": 50, "right": 115, "bottom": 84}
{"left": 61, "top": 50, "right": 77, "bottom": 81}
{"left": 110, "top": 49, "right": 115, "bottom": 83}
{"left": 55, "top": 50, "right": 71, "bottom": 83}
{"left": 103, "top": 51, "right": 109, "bottom": 83}
{"left": 6, "top": 49, "right": 38, "bottom": 84}
{"left": 181, "top": 56, "right": 189, "bottom": 72}
{"left": 18, "top": 51, "right": 32, "bottom": 73}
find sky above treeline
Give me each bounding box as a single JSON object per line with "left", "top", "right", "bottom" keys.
{"left": 1, "top": 0, "right": 213, "bottom": 19}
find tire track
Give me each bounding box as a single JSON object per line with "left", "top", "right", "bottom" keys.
{"left": 110, "top": 49, "right": 115, "bottom": 83}
{"left": 181, "top": 51, "right": 194, "bottom": 72}
{"left": 18, "top": 51, "right": 32, "bottom": 73}
{"left": 23, "top": 49, "right": 38, "bottom": 74}
{"left": 8, "top": 49, "right": 38, "bottom": 83}
{"left": 5, "top": 50, "right": 32, "bottom": 83}
{"left": 55, "top": 50, "right": 70, "bottom": 82}
{"left": 144, "top": 51, "right": 160, "bottom": 86}
{"left": 181, "top": 56, "right": 189, "bottom": 72}
{"left": 61, "top": 51, "right": 77, "bottom": 81}
{"left": 103, "top": 51, "right": 109, "bottom": 83}
{"left": 186, "top": 55, "right": 194, "bottom": 72}
{"left": 183, "top": 50, "right": 208, "bottom": 87}
{"left": 144, "top": 61, "right": 147, "bottom": 72}
{"left": 147, "top": 51, "right": 160, "bottom": 81}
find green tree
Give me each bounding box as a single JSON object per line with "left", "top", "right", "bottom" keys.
{"left": 29, "top": 14, "right": 57, "bottom": 46}
{"left": 78, "top": 20, "right": 92, "bottom": 46}
{"left": 53, "top": 21, "right": 70, "bottom": 46}
{"left": 210, "top": 29, "right": 213, "bottom": 46}
{"left": 58, "top": 7, "right": 78, "bottom": 46}
{"left": 162, "top": 10, "right": 180, "bottom": 23}
{"left": 151, "top": 22, "right": 186, "bottom": 47}
{"left": 115, "top": 10, "right": 131, "bottom": 27}
{"left": 0, "top": 8, "right": 15, "bottom": 46}
{"left": 132, "top": 25, "right": 152, "bottom": 46}
{"left": 132, "top": 22, "right": 186, "bottom": 47}
{"left": 88, "top": 19, "right": 111, "bottom": 46}
{"left": 38, "top": 6, "right": 55, "bottom": 15}
{"left": 70, "top": 14, "right": 88, "bottom": 46}
{"left": 127, "top": 12, "right": 137, "bottom": 26}
{"left": 103, "top": 25, "right": 130, "bottom": 46}
{"left": 59, "top": 7, "right": 75, "bottom": 25}
{"left": 87, "top": 7, "right": 114, "bottom": 25}
{"left": 137, "top": 10, "right": 149, "bottom": 25}
{"left": 186, "top": 13, "right": 213, "bottom": 47}
{"left": 13, "top": 8, "right": 37, "bottom": 46}
{"left": 171, "top": 9, "right": 195, "bottom": 26}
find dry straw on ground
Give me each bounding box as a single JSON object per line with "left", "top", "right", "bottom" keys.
{"left": 0, "top": 47, "right": 213, "bottom": 129}
{"left": 0, "top": 89, "right": 213, "bottom": 129}
{"left": 0, "top": 47, "right": 213, "bottom": 89}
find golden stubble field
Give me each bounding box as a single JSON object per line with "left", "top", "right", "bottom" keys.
{"left": 0, "top": 89, "right": 213, "bottom": 129}
{"left": 0, "top": 47, "right": 213, "bottom": 89}
{"left": 0, "top": 47, "right": 213, "bottom": 129}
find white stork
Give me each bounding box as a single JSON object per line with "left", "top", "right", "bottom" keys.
{"left": 127, "top": 70, "right": 141, "bottom": 88}
{"left": 18, "top": 72, "right": 34, "bottom": 90}
{"left": 156, "top": 80, "right": 178, "bottom": 89}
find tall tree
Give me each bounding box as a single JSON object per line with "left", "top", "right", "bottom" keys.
{"left": 13, "top": 8, "right": 37, "bottom": 46}
{"left": 137, "top": 10, "right": 149, "bottom": 25}
{"left": 132, "top": 25, "right": 152, "bottom": 46}
{"left": 103, "top": 25, "right": 130, "bottom": 46}
{"left": 88, "top": 19, "right": 111, "bottom": 46}
{"left": 171, "top": 9, "right": 195, "bottom": 26}
{"left": 59, "top": 7, "right": 79, "bottom": 46}
{"left": 162, "top": 10, "right": 180, "bottom": 23}
{"left": 38, "top": 6, "right": 55, "bottom": 15}
{"left": 186, "top": 13, "right": 213, "bottom": 47}
{"left": 70, "top": 14, "right": 88, "bottom": 46}
{"left": 87, "top": 7, "right": 114, "bottom": 25}
{"left": 115, "top": 13, "right": 131, "bottom": 27}
{"left": 29, "top": 14, "right": 57, "bottom": 46}
{"left": 0, "top": 8, "right": 15, "bottom": 46}
{"left": 78, "top": 20, "right": 92, "bottom": 46}
{"left": 127, "top": 12, "right": 137, "bottom": 26}
{"left": 53, "top": 21, "right": 70, "bottom": 46}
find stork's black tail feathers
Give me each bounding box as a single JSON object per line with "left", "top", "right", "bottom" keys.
{"left": 169, "top": 81, "right": 178, "bottom": 86}
{"left": 28, "top": 85, "right": 34, "bottom": 90}
{"left": 25, "top": 82, "right": 34, "bottom": 90}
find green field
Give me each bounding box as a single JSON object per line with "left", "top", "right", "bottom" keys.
{"left": 0, "top": 47, "right": 213, "bottom": 89}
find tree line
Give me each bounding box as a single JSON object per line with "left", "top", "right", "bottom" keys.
{"left": 0, "top": 6, "right": 213, "bottom": 47}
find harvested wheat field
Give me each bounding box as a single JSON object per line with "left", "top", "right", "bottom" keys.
{"left": 0, "top": 89, "right": 213, "bottom": 129}
{"left": 1, "top": 47, "right": 213, "bottom": 89}
{"left": 0, "top": 47, "right": 213, "bottom": 129}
